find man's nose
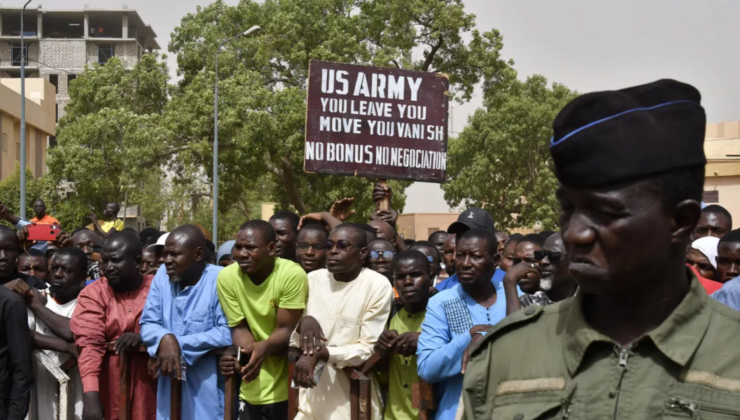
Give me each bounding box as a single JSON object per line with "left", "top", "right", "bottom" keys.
{"left": 562, "top": 212, "right": 596, "bottom": 248}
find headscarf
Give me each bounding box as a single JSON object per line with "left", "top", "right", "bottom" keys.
{"left": 691, "top": 236, "right": 720, "bottom": 269}
{"left": 217, "top": 240, "right": 236, "bottom": 263}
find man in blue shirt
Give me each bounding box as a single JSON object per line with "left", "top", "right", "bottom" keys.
{"left": 711, "top": 229, "right": 740, "bottom": 308}
{"left": 417, "top": 228, "right": 520, "bottom": 419}
{"left": 436, "top": 207, "right": 499, "bottom": 292}
{"left": 140, "top": 225, "right": 232, "bottom": 420}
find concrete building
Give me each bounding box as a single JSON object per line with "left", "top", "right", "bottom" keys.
{"left": 0, "top": 77, "right": 55, "bottom": 179}
{"left": 396, "top": 212, "right": 461, "bottom": 241}
{"left": 704, "top": 121, "right": 740, "bottom": 224}
{"left": 0, "top": 5, "right": 159, "bottom": 121}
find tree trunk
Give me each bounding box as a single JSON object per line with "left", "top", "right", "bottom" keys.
{"left": 280, "top": 155, "right": 307, "bottom": 214}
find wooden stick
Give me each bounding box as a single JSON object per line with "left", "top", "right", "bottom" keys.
{"left": 377, "top": 179, "right": 389, "bottom": 211}
{"left": 170, "top": 378, "right": 182, "bottom": 420}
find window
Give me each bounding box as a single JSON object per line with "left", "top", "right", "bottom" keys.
{"left": 98, "top": 45, "right": 114, "bottom": 65}
{"left": 15, "top": 142, "right": 20, "bottom": 161}
{"left": 55, "top": 104, "right": 59, "bottom": 122}
{"left": 428, "top": 227, "right": 440, "bottom": 236}
{"left": 1, "top": 134, "right": 7, "bottom": 152}
{"left": 703, "top": 191, "right": 719, "bottom": 204}
{"left": 48, "top": 136, "right": 57, "bottom": 148}
{"left": 11, "top": 45, "right": 28, "bottom": 67}
{"left": 49, "top": 74, "right": 58, "bottom": 93}
{"left": 67, "top": 74, "right": 77, "bottom": 84}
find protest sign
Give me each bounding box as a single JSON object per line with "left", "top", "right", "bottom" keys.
{"left": 304, "top": 60, "right": 449, "bottom": 183}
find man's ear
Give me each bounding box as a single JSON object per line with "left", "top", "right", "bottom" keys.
{"left": 194, "top": 246, "right": 204, "bottom": 263}
{"left": 492, "top": 252, "right": 501, "bottom": 267}
{"left": 358, "top": 246, "right": 369, "bottom": 261}
{"left": 671, "top": 199, "right": 702, "bottom": 246}
{"left": 267, "top": 241, "right": 278, "bottom": 257}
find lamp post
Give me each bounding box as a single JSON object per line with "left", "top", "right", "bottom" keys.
{"left": 213, "top": 25, "right": 260, "bottom": 245}
{"left": 20, "top": 0, "right": 32, "bottom": 219}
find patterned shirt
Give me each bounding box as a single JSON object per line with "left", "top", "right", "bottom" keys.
{"left": 417, "top": 276, "right": 520, "bottom": 419}
{"left": 519, "top": 291, "right": 554, "bottom": 308}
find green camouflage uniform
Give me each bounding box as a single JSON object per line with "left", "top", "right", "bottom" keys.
{"left": 462, "top": 274, "right": 740, "bottom": 419}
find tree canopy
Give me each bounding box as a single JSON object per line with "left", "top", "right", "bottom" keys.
{"left": 47, "top": 0, "right": 574, "bottom": 234}
{"left": 443, "top": 75, "right": 577, "bottom": 231}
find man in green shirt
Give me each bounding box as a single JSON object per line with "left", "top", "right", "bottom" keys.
{"left": 217, "top": 220, "right": 308, "bottom": 420}
{"left": 376, "top": 250, "right": 431, "bottom": 420}
{"left": 462, "top": 80, "right": 740, "bottom": 419}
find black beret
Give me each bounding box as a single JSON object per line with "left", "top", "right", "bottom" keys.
{"left": 550, "top": 79, "right": 706, "bottom": 188}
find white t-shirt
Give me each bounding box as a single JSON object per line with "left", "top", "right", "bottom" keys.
{"left": 28, "top": 297, "right": 84, "bottom": 420}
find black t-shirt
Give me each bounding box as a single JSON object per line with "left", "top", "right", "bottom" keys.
{"left": 0, "top": 270, "right": 46, "bottom": 290}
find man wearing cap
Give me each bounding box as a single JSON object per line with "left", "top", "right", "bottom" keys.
{"left": 461, "top": 80, "right": 740, "bottom": 418}
{"left": 434, "top": 208, "right": 501, "bottom": 292}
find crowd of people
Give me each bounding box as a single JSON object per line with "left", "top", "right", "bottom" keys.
{"left": 3, "top": 78, "right": 740, "bottom": 420}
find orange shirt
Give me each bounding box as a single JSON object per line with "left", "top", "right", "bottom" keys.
{"left": 30, "top": 214, "right": 60, "bottom": 225}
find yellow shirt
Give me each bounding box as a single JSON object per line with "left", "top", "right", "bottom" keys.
{"left": 217, "top": 258, "right": 308, "bottom": 404}
{"left": 99, "top": 219, "right": 124, "bottom": 232}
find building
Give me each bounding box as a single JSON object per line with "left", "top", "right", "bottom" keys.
{"left": 396, "top": 213, "right": 461, "bottom": 241}
{"left": 0, "top": 77, "right": 55, "bottom": 179}
{"left": 704, "top": 121, "right": 740, "bottom": 223}
{"left": 0, "top": 5, "right": 159, "bottom": 120}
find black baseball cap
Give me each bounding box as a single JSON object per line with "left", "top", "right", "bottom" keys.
{"left": 447, "top": 207, "right": 496, "bottom": 235}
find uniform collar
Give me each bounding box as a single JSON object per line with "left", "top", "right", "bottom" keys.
{"left": 563, "top": 270, "right": 711, "bottom": 376}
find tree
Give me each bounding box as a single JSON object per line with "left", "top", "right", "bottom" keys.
{"left": 443, "top": 75, "right": 578, "bottom": 231}
{"left": 0, "top": 165, "right": 47, "bottom": 226}
{"left": 46, "top": 55, "right": 173, "bottom": 228}
{"left": 166, "top": 0, "right": 514, "bottom": 220}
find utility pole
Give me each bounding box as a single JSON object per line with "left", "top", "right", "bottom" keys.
{"left": 20, "top": 0, "right": 32, "bottom": 219}
{"left": 213, "top": 25, "right": 260, "bottom": 245}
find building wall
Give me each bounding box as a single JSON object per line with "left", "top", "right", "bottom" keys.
{"left": 0, "top": 78, "right": 54, "bottom": 180}
{"left": 704, "top": 175, "right": 740, "bottom": 226}
{"left": 85, "top": 42, "right": 98, "bottom": 66}
{"left": 114, "top": 42, "right": 139, "bottom": 68}
{"left": 0, "top": 113, "right": 48, "bottom": 179}
{"left": 38, "top": 39, "right": 87, "bottom": 69}
{"left": 0, "top": 41, "right": 11, "bottom": 67}
{"left": 396, "top": 213, "right": 461, "bottom": 241}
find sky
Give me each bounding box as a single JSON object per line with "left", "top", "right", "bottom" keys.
{"left": 16, "top": 0, "right": 740, "bottom": 213}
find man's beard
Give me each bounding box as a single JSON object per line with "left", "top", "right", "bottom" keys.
{"left": 169, "top": 274, "right": 183, "bottom": 284}
{"left": 540, "top": 277, "right": 553, "bottom": 291}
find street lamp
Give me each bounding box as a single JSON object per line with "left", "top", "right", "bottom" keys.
{"left": 213, "top": 25, "right": 260, "bottom": 245}
{"left": 20, "top": 0, "right": 32, "bottom": 219}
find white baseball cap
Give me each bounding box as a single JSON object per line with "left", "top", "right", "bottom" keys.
{"left": 147, "top": 232, "right": 170, "bottom": 250}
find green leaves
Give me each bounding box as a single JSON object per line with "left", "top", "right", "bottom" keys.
{"left": 443, "top": 76, "right": 577, "bottom": 231}
{"left": 48, "top": 0, "right": 553, "bottom": 235}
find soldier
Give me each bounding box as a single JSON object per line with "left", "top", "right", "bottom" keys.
{"left": 462, "top": 80, "right": 740, "bottom": 419}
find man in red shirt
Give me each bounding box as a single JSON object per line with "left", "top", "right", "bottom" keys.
{"left": 71, "top": 232, "right": 157, "bottom": 420}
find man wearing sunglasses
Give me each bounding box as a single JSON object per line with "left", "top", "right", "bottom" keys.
{"left": 366, "top": 239, "right": 396, "bottom": 283}
{"left": 503, "top": 233, "right": 577, "bottom": 315}
{"left": 463, "top": 80, "right": 740, "bottom": 418}
{"left": 511, "top": 234, "right": 546, "bottom": 295}
{"left": 293, "top": 224, "right": 392, "bottom": 420}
